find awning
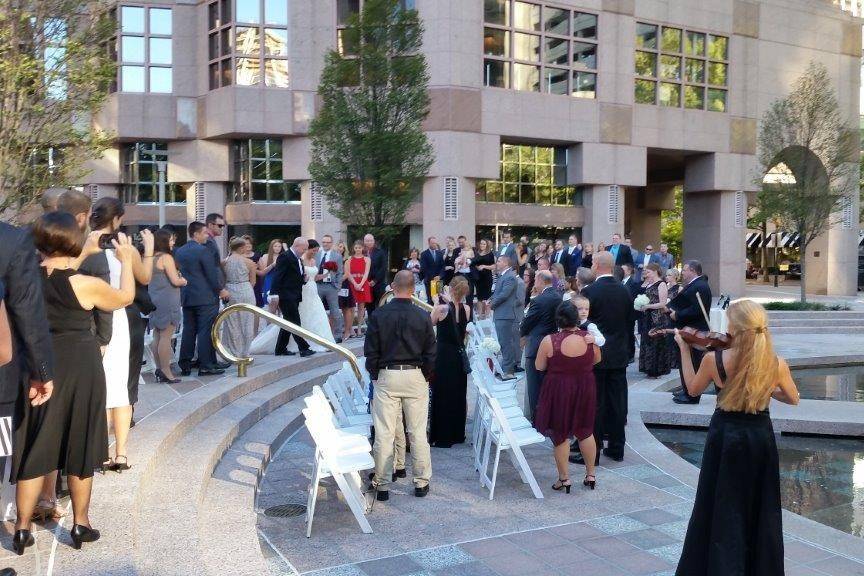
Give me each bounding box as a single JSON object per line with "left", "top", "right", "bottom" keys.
{"left": 748, "top": 231, "right": 799, "bottom": 249}
{"left": 746, "top": 232, "right": 762, "bottom": 249}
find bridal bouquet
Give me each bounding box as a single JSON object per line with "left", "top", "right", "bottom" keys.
{"left": 480, "top": 337, "right": 501, "bottom": 355}
{"left": 633, "top": 294, "right": 650, "bottom": 312}
{"left": 322, "top": 261, "right": 338, "bottom": 271}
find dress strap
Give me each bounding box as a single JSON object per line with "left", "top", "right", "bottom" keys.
{"left": 714, "top": 349, "right": 727, "bottom": 384}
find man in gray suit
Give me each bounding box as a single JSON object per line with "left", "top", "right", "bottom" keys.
{"left": 316, "top": 234, "right": 344, "bottom": 342}
{"left": 497, "top": 231, "right": 517, "bottom": 269}
{"left": 490, "top": 255, "right": 519, "bottom": 380}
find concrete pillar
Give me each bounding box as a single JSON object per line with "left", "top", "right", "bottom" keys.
{"left": 191, "top": 181, "right": 227, "bottom": 254}
{"left": 582, "top": 184, "right": 625, "bottom": 246}
{"left": 625, "top": 186, "right": 674, "bottom": 248}
{"left": 826, "top": 182, "right": 859, "bottom": 296}
{"left": 300, "top": 181, "right": 345, "bottom": 241}
{"left": 421, "top": 175, "right": 477, "bottom": 245}
{"left": 682, "top": 190, "right": 746, "bottom": 297}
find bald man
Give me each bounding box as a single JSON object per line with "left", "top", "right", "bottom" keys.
{"left": 272, "top": 237, "right": 314, "bottom": 357}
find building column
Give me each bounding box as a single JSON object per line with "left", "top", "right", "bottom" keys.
{"left": 422, "top": 176, "right": 477, "bottom": 245}
{"left": 582, "top": 184, "right": 625, "bottom": 246}
{"left": 682, "top": 190, "right": 746, "bottom": 297}
{"left": 625, "top": 185, "right": 675, "bottom": 248}
{"left": 190, "top": 181, "right": 227, "bottom": 254}
{"left": 300, "top": 181, "right": 345, "bottom": 241}
{"left": 825, "top": 185, "right": 859, "bottom": 296}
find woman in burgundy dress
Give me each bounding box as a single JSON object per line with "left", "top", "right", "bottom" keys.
{"left": 533, "top": 303, "right": 601, "bottom": 493}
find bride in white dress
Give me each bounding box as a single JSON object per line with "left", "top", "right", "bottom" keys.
{"left": 250, "top": 241, "right": 335, "bottom": 354}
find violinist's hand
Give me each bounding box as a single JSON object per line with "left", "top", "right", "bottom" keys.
{"left": 673, "top": 329, "right": 687, "bottom": 349}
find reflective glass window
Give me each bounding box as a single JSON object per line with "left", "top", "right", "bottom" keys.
{"left": 513, "top": 2, "right": 541, "bottom": 31}
{"left": 236, "top": 57, "right": 261, "bottom": 85}
{"left": 122, "top": 36, "right": 145, "bottom": 63}
{"left": 150, "top": 8, "right": 172, "bottom": 35}
{"left": 149, "top": 67, "right": 172, "bottom": 92}
{"left": 659, "top": 82, "right": 680, "bottom": 107}
{"left": 513, "top": 33, "right": 540, "bottom": 62}
{"left": 264, "top": 0, "right": 287, "bottom": 25}
{"left": 635, "top": 23, "right": 657, "bottom": 49}
{"left": 121, "top": 65, "right": 145, "bottom": 92}
{"left": 149, "top": 38, "right": 172, "bottom": 64}
{"left": 544, "top": 67, "right": 568, "bottom": 94}
{"left": 544, "top": 37, "right": 567, "bottom": 65}
{"left": 484, "top": 59, "right": 509, "bottom": 87}
{"left": 634, "top": 79, "right": 655, "bottom": 104}
{"left": 572, "top": 13, "right": 596, "bottom": 39}
{"left": 121, "top": 6, "right": 145, "bottom": 33}
{"left": 484, "top": 28, "right": 509, "bottom": 57}
{"left": 484, "top": 0, "right": 509, "bottom": 26}
{"left": 236, "top": 0, "right": 261, "bottom": 23}
{"left": 264, "top": 28, "right": 287, "bottom": 56}
{"left": 544, "top": 7, "right": 568, "bottom": 35}
{"left": 513, "top": 63, "right": 540, "bottom": 91}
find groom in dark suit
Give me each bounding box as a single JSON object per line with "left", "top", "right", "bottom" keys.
{"left": 272, "top": 237, "right": 315, "bottom": 357}
{"left": 419, "top": 236, "right": 444, "bottom": 305}
{"left": 519, "top": 271, "right": 561, "bottom": 418}
{"left": 668, "top": 260, "right": 712, "bottom": 404}
{"left": 572, "top": 251, "right": 634, "bottom": 465}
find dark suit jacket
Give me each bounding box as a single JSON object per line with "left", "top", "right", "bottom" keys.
{"left": 175, "top": 241, "right": 222, "bottom": 307}
{"left": 668, "top": 276, "right": 712, "bottom": 331}
{"left": 204, "top": 236, "right": 225, "bottom": 289}
{"left": 566, "top": 247, "right": 583, "bottom": 276}
{"left": 582, "top": 276, "right": 635, "bottom": 370}
{"left": 519, "top": 287, "right": 561, "bottom": 358}
{"left": 271, "top": 248, "right": 305, "bottom": 302}
{"left": 419, "top": 248, "right": 444, "bottom": 282}
{"left": 368, "top": 247, "right": 387, "bottom": 292}
{"left": 0, "top": 224, "right": 53, "bottom": 404}
{"left": 606, "top": 244, "right": 634, "bottom": 267}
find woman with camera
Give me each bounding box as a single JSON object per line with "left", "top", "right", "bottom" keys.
{"left": 13, "top": 212, "right": 137, "bottom": 553}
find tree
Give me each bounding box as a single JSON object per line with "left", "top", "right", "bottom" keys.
{"left": 0, "top": 0, "right": 116, "bottom": 221}
{"left": 308, "top": 0, "right": 433, "bottom": 245}
{"left": 660, "top": 186, "right": 683, "bottom": 263}
{"left": 756, "top": 62, "right": 858, "bottom": 303}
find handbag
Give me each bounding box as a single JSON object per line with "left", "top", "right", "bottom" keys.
{"left": 449, "top": 303, "right": 471, "bottom": 375}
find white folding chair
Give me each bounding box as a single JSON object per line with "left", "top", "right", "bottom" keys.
{"left": 303, "top": 405, "right": 374, "bottom": 537}
{"left": 305, "top": 390, "right": 371, "bottom": 442}
{"left": 323, "top": 380, "right": 373, "bottom": 428}
{"left": 475, "top": 388, "right": 544, "bottom": 500}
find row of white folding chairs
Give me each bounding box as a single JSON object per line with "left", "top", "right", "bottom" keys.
{"left": 322, "top": 373, "right": 373, "bottom": 430}
{"left": 469, "top": 357, "right": 544, "bottom": 500}
{"left": 303, "top": 386, "right": 374, "bottom": 537}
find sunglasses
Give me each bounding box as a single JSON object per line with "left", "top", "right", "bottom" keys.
{"left": 213, "top": 223, "right": 225, "bottom": 228}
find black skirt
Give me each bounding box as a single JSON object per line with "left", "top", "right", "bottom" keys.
{"left": 676, "top": 409, "right": 784, "bottom": 575}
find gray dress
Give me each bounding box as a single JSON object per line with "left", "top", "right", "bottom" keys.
{"left": 148, "top": 254, "right": 181, "bottom": 330}
{"left": 223, "top": 255, "right": 256, "bottom": 357}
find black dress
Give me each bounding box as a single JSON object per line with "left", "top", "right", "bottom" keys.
{"left": 676, "top": 351, "right": 784, "bottom": 575}
{"left": 471, "top": 251, "right": 495, "bottom": 301}
{"left": 442, "top": 250, "right": 457, "bottom": 285}
{"left": 638, "top": 281, "right": 671, "bottom": 377}
{"left": 13, "top": 269, "right": 109, "bottom": 480}
{"left": 429, "top": 302, "right": 471, "bottom": 448}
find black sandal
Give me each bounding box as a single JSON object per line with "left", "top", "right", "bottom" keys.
{"left": 109, "top": 455, "right": 131, "bottom": 473}
{"left": 552, "top": 478, "right": 571, "bottom": 494}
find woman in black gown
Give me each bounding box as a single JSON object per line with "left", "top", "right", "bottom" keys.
{"left": 470, "top": 238, "right": 495, "bottom": 318}
{"left": 13, "top": 213, "right": 137, "bottom": 554}
{"left": 429, "top": 276, "right": 472, "bottom": 448}
{"left": 674, "top": 299, "right": 800, "bottom": 575}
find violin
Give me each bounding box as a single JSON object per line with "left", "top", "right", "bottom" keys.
{"left": 647, "top": 326, "right": 733, "bottom": 351}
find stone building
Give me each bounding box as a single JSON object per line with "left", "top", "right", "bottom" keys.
{"left": 84, "top": 0, "right": 861, "bottom": 296}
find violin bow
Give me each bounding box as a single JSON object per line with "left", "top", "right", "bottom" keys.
{"left": 697, "top": 292, "right": 711, "bottom": 328}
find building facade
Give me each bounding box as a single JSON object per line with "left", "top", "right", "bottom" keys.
{"left": 85, "top": 0, "right": 862, "bottom": 296}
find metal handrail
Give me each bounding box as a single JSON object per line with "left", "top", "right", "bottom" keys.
{"left": 378, "top": 289, "right": 435, "bottom": 312}
{"left": 211, "top": 303, "right": 363, "bottom": 381}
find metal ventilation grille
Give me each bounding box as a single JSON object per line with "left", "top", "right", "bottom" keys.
{"left": 734, "top": 190, "right": 745, "bottom": 228}
{"left": 607, "top": 185, "right": 620, "bottom": 224}
{"left": 444, "top": 177, "right": 459, "bottom": 221}
{"left": 262, "top": 503, "right": 307, "bottom": 518}
{"left": 842, "top": 195, "right": 853, "bottom": 229}
{"left": 194, "top": 182, "right": 206, "bottom": 222}
{"left": 86, "top": 184, "right": 99, "bottom": 201}
{"left": 310, "top": 182, "right": 323, "bottom": 222}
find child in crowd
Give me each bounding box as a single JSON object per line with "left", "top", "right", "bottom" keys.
{"left": 572, "top": 296, "right": 605, "bottom": 347}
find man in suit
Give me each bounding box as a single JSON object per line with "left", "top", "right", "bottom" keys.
{"left": 419, "top": 236, "right": 444, "bottom": 305}
{"left": 566, "top": 234, "right": 583, "bottom": 276}
{"left": 634, "top": 243, "right": 659, "bottom": 284}
{"left": 572, "top": 251, "right": 634, "bottom": 464}
{"left": 272, "top": 237, "right": 315, "bottom": 358}
{"left": 606, "top": 233, "right": 634, "bottom": 267}
{"left": 364, "top": 234, "right": 388, "bottom": 313}
{"left": 512, "top": 265, "right": 527, "bottom": 372}
{"left": 519, "top": 271, "right": 560, "bottom": 417}
{"left": 621, "top": 263, "right": 641, "bottom": 362}
{"left": 655, "top": 243, "right": 675, "bottom": 272}
{"left": 550, "top": 239, "right": 567, "bottom": 270}
{"left": 490, "top": 255, "right": 519, "bottom": 379}
{"left": 316, "top": 234, "right": 344, "bottom": 342}
{"left": 668, "top": 260, "right": 712, "bottom": 404}
{"left": 497, "top": 231, "right": 517, "bottom": 270}
{"left": 204, "top": 213, "right": 226, "bottom": 288}
{"left": 175, "top": 221, "right": 226, "bottom": 376}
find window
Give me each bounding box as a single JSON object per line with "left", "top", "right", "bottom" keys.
{"left": 122, "top": 143, "right": 185, "bottom": 204}
{"left": 476, "top": 143, "right": 577, "bottom": 206}
{"left": 231, "top": 139, "right": 301, "bottom": 203}
{"left": 336, "top": 0, "right": 416, "bottom": 57}
{"left": 483, "top": 0, "right": 596, "bottom": 98}
{"left": 117, "top": 6, "right": 173, "bottom": 93}
{"left": 208, "top": 0, "right": 289, "bottom": 89}
{"left": 634, "top": 23, "right": 727, "bottom": 112}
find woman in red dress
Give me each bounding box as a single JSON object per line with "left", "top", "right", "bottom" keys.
{"left": 348, "top": 240, "right": 372, "bottom": 333}
{"left": 533, "top": 303, "right": 602, "bottom": 493}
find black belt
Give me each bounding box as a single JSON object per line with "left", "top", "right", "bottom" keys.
{"left": 383, "top": 364, "right": 420, "bottom": 371}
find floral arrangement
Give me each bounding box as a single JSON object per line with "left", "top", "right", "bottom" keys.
{"left": 633, "top": 294, "right": 650, "bottom": 312}
{"left": 322, "top": 261, "right": 338, "bottom": 271}
{"left": 480, "top": 337, "right": 501, "bottom": 355}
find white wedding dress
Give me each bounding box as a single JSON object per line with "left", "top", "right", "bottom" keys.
{"left": 250, "top": 264, "right": 336, "bottom": 354}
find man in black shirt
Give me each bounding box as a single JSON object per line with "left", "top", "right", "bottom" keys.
{"left": 365, "top": 270, "right": 436, "bottom": 500}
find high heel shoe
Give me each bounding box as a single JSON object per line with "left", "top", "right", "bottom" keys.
{"left": 108, "top": 455, "right": 131, "bottom": 473}
{"left": 12, "top": 530, "right": 34, "bottom": 555}
{"left": 583, "top": 474, "right": 596, "bottom": 490}
{"left": 154, "top": 369, "right": 181, "bottom": 384}
{"left": 552, "top": 478, "right": 571, "bottom": 494}
{"left": 70, "top": 524, "right": 100, "bottom": 550}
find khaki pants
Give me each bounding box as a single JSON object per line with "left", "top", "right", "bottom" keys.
{"left": 372, "top": 368, "right": 431, "bottom": 489}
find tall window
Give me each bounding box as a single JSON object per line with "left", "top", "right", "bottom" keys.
{"left": 634, "top": 23, "right": 728, "bottom": 112}
{"left": 231, "top": 139, "right": 301, "bottom": 203}
{"left": 208, "top": 0, "right": 289, "bottom": 89}
{"left": 336, "top": 0, "right": 416, "bottom": 57}
{"left": 117, "top": 6, "right": 172, "bottom": 93}
{"left": 483, "top": 0, "right": 597, "bottom": 98}
{"left": 476, "top": 144, "right": 577, "bottom": 206}
{"left": 122, "top": 143, "right": 185, "bottom": 204}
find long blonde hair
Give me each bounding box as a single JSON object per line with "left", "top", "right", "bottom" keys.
{"left": 717, "top": 299, "right": 778, "bottom": 414}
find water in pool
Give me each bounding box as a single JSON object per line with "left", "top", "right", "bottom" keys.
{"left": 649, "top": 426, "right": 864, "bottom": 537}
{"left": 698, "top": 366, "right": 864, "bottom": 402}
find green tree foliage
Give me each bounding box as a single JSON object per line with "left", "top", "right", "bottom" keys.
{"left": 660, "top": 186, "right": 683, "bottom": 263}
{"left": 756, "top": 62, "right": 858, "bottom": 302}
{"left": 308, "top": 0, "right": 434, "bottom": 244}
{"left": 0, "top": 0, "right": 116, "bottom": 221}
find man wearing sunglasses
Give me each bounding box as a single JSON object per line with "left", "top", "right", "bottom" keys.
{"left": 203, "top": 213, "right": 231, "bottom": 370}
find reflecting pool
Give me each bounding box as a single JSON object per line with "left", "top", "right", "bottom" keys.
{"left": 649, "top": 426, "right": 864, "bottom": 537}
{"left": 698, "top": 366, "right": 864, "bottom": 402}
